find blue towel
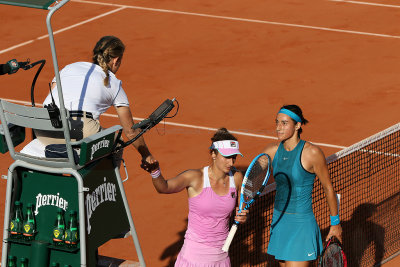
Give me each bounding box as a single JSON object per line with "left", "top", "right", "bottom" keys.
{"left": 45, "top": 144, "right": 79, "bottom": 164}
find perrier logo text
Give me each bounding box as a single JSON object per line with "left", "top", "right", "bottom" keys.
{"left": 85, "top": 177, "right": 117, "bottom": 234}
{"left": 35, "top": 193, "right": 68, "bottom": 215}
{"left": 90, "top": 139, "right": 110, "bottom": 160}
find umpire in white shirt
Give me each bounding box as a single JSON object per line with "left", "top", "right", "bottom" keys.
{"left": 35, "top": 35, "right": 156, "bottom": 166}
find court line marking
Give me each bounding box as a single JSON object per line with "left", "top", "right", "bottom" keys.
{"left": 0, "top": 98, "right": 346, "bottom": 149}
{"left": 329, "top": 0, "right": 400, "bottom": 8}
{"left": 37, "top": 6, "right": 126, "bottom": 40}
{"left": 72, "top": 0, "right": 400, "bottom": 39}
{"left": 1, "top": 0, "right": 399, "bottom": 55}
{"left": 0, "top": 7, "right": 126, "bottom": 55}
{"left": 0, "top": 40, "right": 34, "bottom": 55}
{"left": 360, "top": 149, "right": 400, "bottom": 158}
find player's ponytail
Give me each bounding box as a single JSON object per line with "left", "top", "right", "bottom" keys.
{"left": 92, "top": 36, "right": 125, "bottom": 86}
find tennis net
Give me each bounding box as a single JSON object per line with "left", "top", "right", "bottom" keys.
{"left": 230, "top": 123, "right": 400, "bottom": 266}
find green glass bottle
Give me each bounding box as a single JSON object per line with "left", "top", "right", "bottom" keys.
{"left": 23, "top": 203, "right": 36, "bottom": 241}
{"left": 20, "top": 257, "right": 28, "bottom": 267}
{"left": 52, "top": 208, "right": 65, "bottom": 246}
{"left": 51, "top": 263, "right": 59, "bottom": 267}
{"left": 9, "top": 201, "right": 23, "bottom": 239}
{"left": 64, "top": 210, "right": 79, "bottom": 248}
{"left": 7, "top": 255, "right": 16, "bottom": 267}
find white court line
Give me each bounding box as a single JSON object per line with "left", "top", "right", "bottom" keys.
{"left": 0, "top": 98, "right": 346, "bottom": 149}
{"left": 37, "top": 6, "right": 126, "bottom": 40}
{"left": 1, "top": 1, "right": 399, "bottom": 55}
{"left": 72, "top": 0, "right": 400, "bottom": 39}
{"left": 0, "top": 40, "right": 34, "bottom": 54}
{"left": 329, "top": 0, "right": 400, "bottom": 8}
{"left": 0, "top": 7, "right": 126, "bottom": 55}
{"left": 360, "top": 149, "right": 400, "bottom": 158}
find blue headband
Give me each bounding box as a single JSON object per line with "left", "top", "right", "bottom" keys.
{"left": 278, "top": 108, "right": 302, "bottom": 123}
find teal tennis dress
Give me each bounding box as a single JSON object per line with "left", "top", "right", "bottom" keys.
{"left": 267, "top": 140, "right": 323, "bottom": 261}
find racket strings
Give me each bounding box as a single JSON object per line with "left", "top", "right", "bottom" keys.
{"left": 243, "top": 155, "right": 270, "bottom": 200}
{"left": 322, "top": 244, "right": 344, "bottom": 267}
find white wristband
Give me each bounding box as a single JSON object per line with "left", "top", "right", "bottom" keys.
{"left": 150, "top": 168, "right": 161, "bottom": 179}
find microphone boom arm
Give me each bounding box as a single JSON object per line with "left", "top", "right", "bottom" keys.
{"left": 115, "top": 98, "right": 177, "bottom": 151}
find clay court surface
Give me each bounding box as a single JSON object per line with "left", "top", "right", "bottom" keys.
{"left": 0, "top": 0, "right": 399, "bottom": 266}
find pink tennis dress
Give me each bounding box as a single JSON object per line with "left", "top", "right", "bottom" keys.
{"left": 175, "top": 166, "right": 237, "bottom": 266}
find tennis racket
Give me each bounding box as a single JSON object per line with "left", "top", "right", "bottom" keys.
{"left": 319, "top": 236, "right": 347, "bottom": 267}
{"left": 221, "top": 153, "right": 272, "bottom": 252}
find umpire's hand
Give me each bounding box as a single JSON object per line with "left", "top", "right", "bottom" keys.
{"left": 141, "top": 156, "right": 159, "bottom": 173}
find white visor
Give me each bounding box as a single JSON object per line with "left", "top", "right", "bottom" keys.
{"left": 210, "top": 140, "right": 243, "bottom": 157}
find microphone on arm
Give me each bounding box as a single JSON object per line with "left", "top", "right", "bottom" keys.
{"left": 0, "top": 59, "right": 31, "bottom": 75}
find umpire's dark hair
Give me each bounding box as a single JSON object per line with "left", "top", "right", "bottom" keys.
{"left": 280, "top": 104, "right": 309, "bottom": 137}
{"left": 92, "top": 36, "right": 125, "bottom": 86}
{"left": 210, "top": 127, "right": 237, "bottom": 154}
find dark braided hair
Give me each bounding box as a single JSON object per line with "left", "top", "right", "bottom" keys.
{"left": 92, "top": 36, "right": 125, "bottom": 86}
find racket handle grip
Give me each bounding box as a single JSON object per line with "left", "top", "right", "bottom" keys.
{"left": 222, "top": 224, "right": 238, "bottom": 252}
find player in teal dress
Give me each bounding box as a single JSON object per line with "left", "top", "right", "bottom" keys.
{"left": 262, "top": 105, "right": 342, "bottom": 267}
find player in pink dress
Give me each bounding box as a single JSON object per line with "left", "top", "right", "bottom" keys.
{"left": 142, "top": 128, "right": 248, "bottom": 266}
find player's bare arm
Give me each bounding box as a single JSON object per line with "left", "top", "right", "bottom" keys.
{"left": 116, "top": 106, "right": 152, "bottom": 161}
{"left": 261, "top": 142, "right": 279, "bottom": 161}
{"left": 232, "top": 170, "right": 248, "bottom": 223}
{"left": 152, "top": 169, "right": 203, "bottom": 195}
{"left": 261, "top": 143, "right": 278, "bottom": 184}
{"left": 303, "top": 142, "right": 343, "bottom": 242}
{"left": 233, "top": 169, "right": 244, "bottom": 193}
{"left": 302, "top": 143, "right": 337, "bottom": 213}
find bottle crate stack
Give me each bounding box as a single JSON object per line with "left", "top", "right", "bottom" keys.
{"left": 7, "top": 199, "right": 80, "bottom": 267}
{"left": 5, "top": 168, "right": 81, "bottom": 267}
